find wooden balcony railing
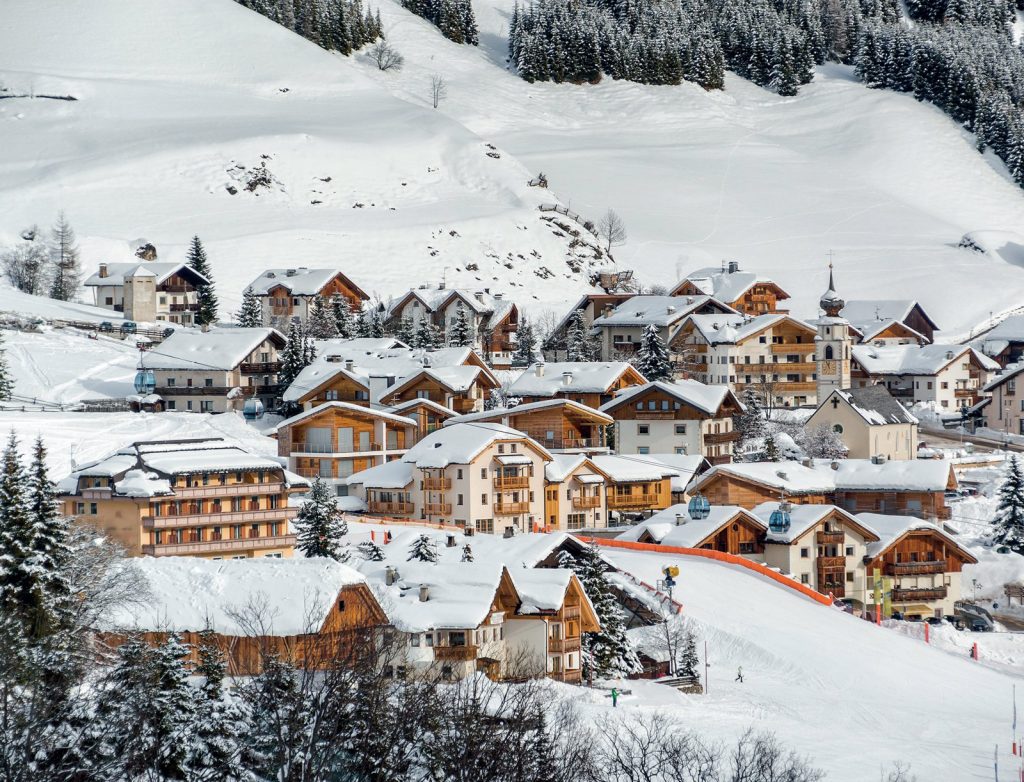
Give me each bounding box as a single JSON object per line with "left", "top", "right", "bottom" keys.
{"left": 816, "top": 555, "right": 846, "bottom": 569}
{"left": 367, "top": 500, "right": 415, "bottom": 515}
{"left": 548, "top": 636, "right": 581, "bottom": 654}
{"left": 423, "top": 477, "right": 451, "bottom": 491}
{"left": 423, "top": 502, "right": 452, "bottom": 516}
{"left": 433, "top": 644, "right": 478, "bottom": 662}
{"left": 562, "top": 605, "right": 582, "bottom": 622}
{"left": 295, "top": 467, "right": 334, "bottom": 479}
{"left": 816, "top": 531, "right": 844, "bottom": 544}
{"left": 143, "top": 507, "right": 293, "bottom": 529}
{"left": 892, "top": 586, "right": 947, "bottom": 602}
{"left": 769, "top": 343, "right": 815, "bottom": 354}
{"left": 169, "top": 482, "right": 284, "bottom": 498}
{"left": 142, "top": 534, "right": 295, "bottom": 556}
{"left": 887, "top": 561, "right": 946, "bottom": 576}
{"left": 703, "top": 430, "right": 740, "bottom": 445}
{"left": 240, "top": 361, "right": 281, "bottom": 374}
{"left": 494, "top": 501, "right": 531, "bottom": 515}
{"left": 572, "top": 495, "right": 602, "bottom": 509}
{"left": 292, "top": 441, "right": 379, "bottom": 454}
{"left": 493, "top": 475, "right": 530, "bottom": 490}
{"left": 608, "top": 493, "right": 663, "bottom": 510}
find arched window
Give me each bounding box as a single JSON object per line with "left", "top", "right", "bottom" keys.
{"left": 833, "top": 424, "right": 844, "bottom": 434}
{"left": 824, "top": 345, "right": 834, "bottom": 360}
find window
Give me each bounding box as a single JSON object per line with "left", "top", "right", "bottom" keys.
{"left": 637, "top": 447, "right": 650, "bottom": 455}
{"left": 326, "top": 390, "right": 339, "bottom": 401}
{"left": 800, "top": 574, "right": 810, "bottom": 584}
{"left": 846, "top": 572, "right": 854, "bottom": 583}
{"left": 457, "top": 469, "right": 463, "bottom": 479}
{"left": 167, "top": 377, "right": 176, "bottom": 387}
{"left": 739, "top": 541, "right": 755, "bottom": 554}
{"left": 638, "top": 424, "right": 650, "bottom": 436}
{"left": 204, "top": 378, "right": 214, "bottom": 387}
{"left": 411, "top": 635, "right": 420, "bottom": 647}
{"left": 457, "top": 494, "right": 464, "bottom": 506}
{"left": 477, "top": 518, "right": 494, "bottom": 533}
{"left": 800, "top": 547, "right": 809, "bottom": 558}
{"left": 166, "top": 400, "right": 176, "bottom": 410}
{"left": 480, "top": 468, "right": 487, "bottom": 479}
{"left": 832, "top": 424, "right": 843, "bottom": 434}
{"left": 675, "top": 424, "right": 686, "bottom": 435}
{"left": 481, "top": 494, "right": 488, "bottom": 505}
{"left": 845, "top": 546, "right": 854, "bottom": 556}
{"left": 104, "top": 296, "right": 113, "bottom": 305}
{"left": 567, "top": 513, "right": 586, "bottom": 530}
{"left": 337, "top": 600, "right": 346, "bottom": 613}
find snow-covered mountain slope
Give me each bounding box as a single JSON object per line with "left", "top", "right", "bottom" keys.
{"left": 3, "top": 0, "right": 1024, "bottom": 335}
{"left": 0, "top": 0, "right": 607, "bottom": 316}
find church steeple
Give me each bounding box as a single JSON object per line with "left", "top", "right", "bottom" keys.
{"left": 819, "top": 262, "right": 845, "bottom": 317}
{"left": 816, "top": 261, "right": 851, "bottom": 403}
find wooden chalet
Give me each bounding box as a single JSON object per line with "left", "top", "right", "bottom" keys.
{"left": 620, "top": 504, "right": 767, "bottom": 557}
{"left": 508, "top": 362, "right": 648, "bottom": 410}
{"left": 445, "top": 398, "right": 612, "bottom": 453}
{"left": 378, "top": 366, "right": 500, "bottom": 415}
{"left": 388, "top": 398, "right": 458, "bottom": 440}
{"left": 669, "top": 263, "right": 790, "bottom": 315}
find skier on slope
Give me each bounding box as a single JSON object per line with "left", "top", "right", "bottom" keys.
{"left": 735, "top": 666, "right": 744, "bottom": 683}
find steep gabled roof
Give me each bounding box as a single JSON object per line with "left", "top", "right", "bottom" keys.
{"left": 750, "top": 502, "right": 879, "bottom": 544}
{"left": 983, "top": 360, "right": 1024, "bottom": 392}
{"left": 600, "top": 379, "right": 738, "bottom": 417}
{"left": 678, "top": 313, "right": 814, "bottom": 346}
{"left": 378, "top": 365, "right": 498, "bottom": 402}
{"left": 841, "top": 300, "right": 939, "bottom": 334}
{"left": 400, "top": 422, "right": 552, "bottom": 468}
{"left": 814, "top": 386, "right": 918, "bottom": 427}
{"left": 852, "top": 344, "right": 998, "bottom": 376}
{"left": 509, "top": 362, "right": 646, "bottom": 397}
{"left": 591, "top": 295, "right": 735, "bottom": 328}
{"left": 144, "top": 327, "right": 286, "bottom": 371}
{"left": 246, "top": 267, "right": 368, "bottom": 299}
{"left": 445, "top": 398, "right": 614, "bottom": 427}
{"left": 84, "top": 262, "right": 209, "bottom": 287}
{"left": 616, "top": 503, "right": 765, "bottom": 548}
{"left": 276, "top": 401, "right": 416, "bottom": 431}
{"left": 671, "top": 267, "right": 790, "bottom": 304}
{"left": 859, "top": 512, "right": 976, "bottom": 564}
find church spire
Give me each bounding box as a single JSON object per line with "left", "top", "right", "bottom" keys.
{"left": 819, "top": 262, "right": 845, "bottom": 317}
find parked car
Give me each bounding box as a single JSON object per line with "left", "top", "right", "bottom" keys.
{"left": 970, "top": 619, "right": 992, "bottom": 632}
{"left": 120, "top": 321, "right": 137, "bottom": 334}
{"left": 98, "top": 321, "right": 114, "bottom": 333}
{"left": 162, "top": 327, "right": 174, "bottom": 338}
{"left": 925, "top": 616, "right": 944, "bottom": 626}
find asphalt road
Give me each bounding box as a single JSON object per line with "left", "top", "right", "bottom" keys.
{"left": 920, "top": 424, "right": 1024, "bottom": 454}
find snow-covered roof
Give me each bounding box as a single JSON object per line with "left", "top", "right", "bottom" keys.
{"left": 983, "top": 361, "right": 1024, "bottom": 392}
{"left": 690, "top": 458, "right": 955, "bottom": 495}
{"left": 509, "top": 568, "right": 573, "bottom": 613}
{"left": 616, "top": 504, "right": 759, "bottom": 547}
{"left": 345, "top": 459, "right": 415, "bottom": 488}
{"left": 544, "top": 453, "right": 605, "bottom": 483}
{"left": 590, "top": 453, "right": 675, "bottom": 482}
{"left": 84, "top": 262, "right": 208, "bottom": 287}
{"left": 114, "top": 469, "right": 173, "bottom": 497}
{"left": 978, "top": 316, "right": 1024, "bottom": 356}
{"left": 381, "top": 366, "right": 491, "bottom": 399}
{"left": 508, "top": 362, "right": 643, "bottom": 397}
{"left": 676, "top": 266, "right": 787, "bottom": 304}
{"left": 681, "top": 313, "right": 807, "bottom": 345}
{"left": 601, "top": 379, "right": 736, "bottom": 417}
{"left": 614, "top": 453, "right": 707, "bottom": 492}
{"left": 387, "top": 398, "right": 458, "bottom": 418}
{"left": 145, "top": 327, "right": 284, "bottom": 371}
{"left": 816, "top": 387, "right": 918, "bottom": 426}
{"left": 96, "top": 556, "right": 368, "bottom": 635}
{"left": 855, "top": 319, "right": 928, "bottom": 344}
{"left": 858, "top": 513, "right": 975, "bottom": 562}
{"left": 591, "top": 295, "right": 728, "bottom": 328}
{"left": 749, "top": 502, "right": 877, "bottom": 544}
{"left": 841, "top": 300, "right": 937, "bottom": 334}
{"left": 445, "top": 397, "right": 613, "bottom": 426}
{"left": 387, "top": 287, "right": 515, "bottom": 330}
{"left": 400, "top": 422, "right": 551, "bottom": 469}
{"left": 852, "top": 344, "right": 998, "bottom": 376}
{"left": 281, "top": 362, "right": 369, "bottom": 403}
{"left": 276, "top": 401, "right": 417, "bottom": 431}
{"left": 246, "top": 267, "right": 367, "bottom": 298}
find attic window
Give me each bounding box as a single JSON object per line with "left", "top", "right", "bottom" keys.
{"left": 337, "top": 600, "right": 346, "bottom": 613}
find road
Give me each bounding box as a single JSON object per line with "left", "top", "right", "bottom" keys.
{"left": 919, "top": 424, "right": 1024, "bottom": 454}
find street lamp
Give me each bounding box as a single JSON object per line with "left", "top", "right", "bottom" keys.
{"left": 972, "top": 578, "right": 981, "bottom": 603}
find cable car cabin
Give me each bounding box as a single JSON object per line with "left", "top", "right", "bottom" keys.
{"left": 243, "top": 398, "right": 265, "bottom": 420}
{"left": 134, "top": 369, "right": 156, "bottom": 395}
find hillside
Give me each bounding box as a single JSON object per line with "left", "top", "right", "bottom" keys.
{"left": 3, "top": 1, "right": 1024, "bottom": 335}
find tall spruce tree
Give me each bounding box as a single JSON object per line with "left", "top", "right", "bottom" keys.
{"left": 993, "top": 456, "right": 1024, "bottom": 553}
{"left": 566, "top": 310, "right": 597, "bottom": 361}
{"left": 763, "top": 432, "right": 781, "bottom": 462}
{"left": 48, "top": 211, "right": 81, "bottom": 302}
{"left": 0, "top": 333, "right": 14, "bottom": 402}
{"left": 190, "top": 630, "right": 245, "bottom": 781}
{"left": 679, "top": 629, "right": 700, "bottom": 680}
{"left": 447, "top": 305, "right": 473, "bottom": 347}
{"left": 307, "top": 296, "right": 339, "bottom": 339}
{"left": 294, "top": 477, "right": 347, "bottom": 560}
{"left": 736, "top": 388, "right": 766, "bottom": 452}
{"left": 332, "top": 295, "right": 356, "bottom": 338}
{"left": 186, "top": 235, "right": 219, "bottom": 326}
{"left": 513, "top": 317, "right": 536, "bottom": 366}
{"left": 237, "top": 286, "right": 263, "bottom": 327}
{"left": 396, "top": 314, "right": 416, "bottom": 345}
{"left": 0, "top": 432, "right": 32, "bottom": 630}
{"left": 634, "top": 323, "right": 672, "bottom": 381}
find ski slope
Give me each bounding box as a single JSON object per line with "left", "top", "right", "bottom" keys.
{"left": 600, "top": 548, "right": 1018, "bottom": 782}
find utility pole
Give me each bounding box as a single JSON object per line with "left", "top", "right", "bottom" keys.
{"left": 704, "top": 640, "right": 709, "bottom": 695}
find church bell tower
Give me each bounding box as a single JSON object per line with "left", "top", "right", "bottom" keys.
{"left": 816, "top": 263, "right": 851, "bottom": 403}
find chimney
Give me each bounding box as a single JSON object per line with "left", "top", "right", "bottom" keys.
{"left": 802, "top": 457, "right": 813, "bottom": 468}
{"left": 494, "top": 293, "right": 503, "bottom": 300}
{"left": 831, "top": 460, "right": 840, "bottom": 471}
{"left": 475, "top": 291, "right": 485, "bottom": 303}
{"left": 776, "top": 470, "right": 788, "bottom": 481}
{"left": 727, "top": 261, "right": 740, "bottom": 274}
{"left": 438, "top": 281, "right": 446, "bottom": 290}
{"left": 603, "top": 305, "right": 613, "bottom": 317}
{"left": 946, "top": 351, "right": 955, "bottom": 360}
{"left": 446, "top": 534, "right": 457, "bottom": 548}
{"left": 419, "top": 585, "right": 430, "bottom": 602}
{"left": 562, "top": 371, "right": 574, "bottom": 386}
{"left": 667, "top": 306, "right": 676, "bottom": 315}
{"left": 385, "top": 566, "right": 396, "bottom": 586}
{"left": 345, "top": 359, "right": 355, "bottom": 371}
{"left": 675, "top": 513, "right": 686, "bottom": 526}
{"left": 535, "top": 363, "right": 545, "bottom": 378}
{"left": 98, "top": 263, "right": 109, "bottom": 279}
{"left": 286, "top": 269, "right": 297, "bottom": 277}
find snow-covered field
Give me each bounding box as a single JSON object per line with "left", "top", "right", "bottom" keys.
{"left": 3, "top": 0, "right": 1024, "bottom": 334}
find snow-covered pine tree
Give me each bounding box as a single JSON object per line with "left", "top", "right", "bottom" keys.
{"left": 0, "top": 333, "right": 14, "bottom": 401}
{"left": 0, "top": 432, "right": 32, "bottom": 631}
{"left": 294, "top": 477, "right": 346, "bottom": 560}
{"left": 461, "top": 543, "right": 474, "bottom": 562}
{"left": 679, "top": 629, "right": 700, "bottom": 680}
{"left": 186, "top": 235, "right": 219, "bottom": 326}
{"left": 407, "top": 533, "right": 439, "bottom": 562}
{"left": 368, "top": 308, "right": 386, "bottom": 338}
{"left": 278, "top": 319, "right": 314, "bottom": 391}
{"left": 332, "top": 295, "right": 355, "bottom": 338}
{"left": 237, "top": 286, "right": 263, "bottom": 327}
{"left": 447, "top": 305, "right": 473, "bottom": 347}
{"left": 396, "top": 314, "right": 416, "bottom": 345}
{"left": 736, "top": 388, "right": 766, "bottom": 451}
{"left": 561, "top": 544, "right": 641, "bottom": 679}
{"left": 513, "top": 317, "right": 536, "bottom": 366}
{"left": 634, "top": 323, "right": 672, "bottom": 381}
{"left": 47, "top": 211, "right": 81, "bottom": 302}
{"left": 307, "top": 296, "right": 339, "bottom": 339}
{"left": 993, "top": 455, "right": 1024, "bottom": 553}
{"left": 190, "top": 630, "right": 245, "bottom": 781}
{"left": 150, "top": 634, "right": 200, "bottom": 779}
{"left": 357, "top": 539, "right": 385, "bottom": 561}
{"left": 763, "top": 432, "right": 781, "bottom": 462}
{"left": 413, "top": 317, "right": 440, "bottom": 349}
{"left": 354, "top": 305, "right": 370, "bottom": 338}
{"left": 566, "top": 310, "right": 598, "bottom": 362}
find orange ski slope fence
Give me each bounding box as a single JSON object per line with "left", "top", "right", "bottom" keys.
{"left": 587, "top": 538, "right": 834, "bottom": 607}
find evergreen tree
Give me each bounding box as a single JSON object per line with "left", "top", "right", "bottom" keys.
{"left": 307, "top": 296, "right": 339, "bottom": 339}
{"left": 368, "top": 308, "right": 386, "bottom": 338}
{"left": 278, "top": 319, "right": 313, "bottom": 391}
{"left": 191, "top": 630, "right": 245, "bottom": 781}
{"left": 413, "top": 317, "right": 441, "bottom": 349}
{"left": 736, "top": 388, "right": 766, "bottom": 451}
{"left": 560, "top": 545, "right": 642, "bottom": 679}
{"left": 294, "top": 477, "right": 347, "bottom": 560}
{"left": 357, "top": 539, "right": 385, "bottom": 561}
{"left": 150, "top": 634, "right": 200, "bottom": 778}
{"left": 513, "top": 317, "right": 536, "bottom": 366}
{"left": 0, "top": 333, "right": 14, "bottom": 402}
{"left": 679, "top": 629, "right": 700, "bottom": 680}
{"left": 237, "top": 286, "right": 263, "bottom": 327}
{"left": 396, "top": 314, "right": 416, "bottom": 345}
{"left": 447, "top": 305, "right": 473, "bottom": 347}
{"left": 332, "top": 295, "right": 356, "bottom": 338}
{"left": 763, "top": 432, "right": 781, "bottom": 462}
{"left": 48, "top": 210, "right": 81, "bottom": 302}
{"left": 186, "top": 235, "right": 219, "bottom": 326}
{"left": 407, "top": 533, "right": 439, "bottom": 562}
{"left": 461, "top": 543, "right": 474, "bottom": 562}
{"left": 354, "top": 305, "right": 370, "bottom": 338}
{"left": 0, "top": 432, "right": 32, "bottom": 631}
{"left": 634, "top": 323, "right": 672, "bottom": 381}
{"left": 993, "top": 455, "right": 1024, "bottom": 552}
{"left": 565, "top": 310, "right": 598, "bottom": 361}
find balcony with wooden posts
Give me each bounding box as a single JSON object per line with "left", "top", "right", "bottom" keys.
{"left": 572, "top": 495, "right": 602, "bottom": 510}
{"left": 423, "top": 476, "right": 452, "bottom": 491}
{"left": 433, "top": 644, "right": 478, "bottom": 662}
{"left": 240, "top": 361, "right": 282, "bottom": 374}
{"left": 142, "top": 533, "right": 295, "bottom": 556}
{"left": 522, "top": 432, "right": 605, "bottom": 451}
{"left": 168, "top": 303, "right": 199, "bottom": 312}
{"left": 769, "top": 343, "right": 816, "bottom": 355}
{"left": 368, "top": 500, "right": 414, "bottom": 515}
{"left": 608, "top": 491, "right": 663, "bottom": 510}
{"left": 549, "top": 669, "right": 583, "bottom": 683}
{"left": 548, "top": 636, "right": 581, "bottom": 654}
{"left": 703, "top": 429, "right": 740, "bottom": 446}
{"left": 816, "top": 555, "right": 846, "bottom": 570}
{"left": 816, "top": 530, "right": 844, "bottom": 545}
{"left": 293, "top": 440, "right": 380, "bottom": 455}
{"left": 143, "top": 507, "right": 293, "bottom": 530}
{"left": 423, "top": 502, "right": 452, "bottom": 516}
{"left": 892, "top": 586, "right": 947, "bottom": 602}
{"left": 494, "top": 501, "right": 531, "bottom": 515}
{"left": 169, "top": 481, "right": 284, "bottom": 499}
{"left": 493, "top": 474, "right": 530, "bottom": 490}
{"left": 887, "top": 561, "right": 946, "bottom": 576}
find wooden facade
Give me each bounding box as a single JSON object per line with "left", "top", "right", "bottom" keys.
{"left": 606, "top": 477, "right": 673, "bottom": 514}
{"left": 294, "top": 372, "right": 372, "bottom": 409}
{"left": 516, "top": 365, "right": 647, "bottom": 410}
{"left": 380, "top": 371, "right": 497, "bottom": 415}
{"left": 265, "top": 273, "right": 368, "bottom": 321}
{"left": 670, "top": 279, "right": 789, "bottom": 315}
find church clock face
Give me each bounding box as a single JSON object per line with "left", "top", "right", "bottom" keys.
{"left": 822, "top": 359, "right": 837, "bottom": 375}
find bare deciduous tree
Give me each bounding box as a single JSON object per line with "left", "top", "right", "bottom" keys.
{"left": 370, "top": 41, "right": 404, "bottom": 71}
{"left": 598, "top": 208, "right": 627, "bottom": 254}
{"left": 1, "top": 235, "right": 48, "bottom": 295}
{"left": 430, "top": 73, "right": 448, "bottom": 108}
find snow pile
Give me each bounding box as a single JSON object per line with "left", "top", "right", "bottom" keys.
{"left": 113, "top": 469, "right": 172, "bottom": 498}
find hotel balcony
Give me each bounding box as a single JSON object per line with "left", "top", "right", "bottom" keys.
{"left": 494, "top": 501, "right": 531, "bottom": 515}
{"left": 433, "top": 644, "right": 478, "bottom": 662}
{"left": 816, "top": 530, "right": 844, "bottom": 545}
{"left": 168, "top": 481, "right": 285, "bottom": 499}
{"left": 886, "top": 561, "right": 946, "bottom": 576}
{"left": 892, "top": 586, "right": 948, "bottom": 602}
{"left": 142, "top": 507, "right": 294, "bottom": 529}
{"left": 572, "top": 495, "right": 602, "bottom": 510}
{"left": 142, "top": 533, "right": 295, "bottom": 556}
{"left": 493, "top": 475, "right": 530, "bottom": 490}
{"left": 423, "top": 476, "right": 452, "bottom": 491}
{"left": 548, "top": 636, "right": 581, "bottom": 654}
{"left": 423, "top": 502, "right": 452, "bottom": 516}
{"left": 367, "top": 500, "right": 415, "bottom": 515}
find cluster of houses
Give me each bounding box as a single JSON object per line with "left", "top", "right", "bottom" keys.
{"left": 63, "top": 255, "right": 1014, "bottom": 680}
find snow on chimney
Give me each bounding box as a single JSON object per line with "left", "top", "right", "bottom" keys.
{"left": 385, "top": 566, "right": 396, "bottom": 586}
{"left": 446, "top": 534, "right": 457, "bottom": 548}
{"left": 562, "top": 371, "right": 574, "bottom": 386}
{"left": 98, "top": 263, "right": 108, "bottom": 279}
{"left": 419, "top": 586, "right": 430, "bottom": 602}
{"left": 286, "top": 269, "right": 297, "bottom": 277}
{"left": 667, "top": 305, "right": 676, "bottom": 315}
{"left": 675, "top": 513, "right": 686, "bottom": 526}
{"left": 535, "top": 363, "right": 545, "bottom": 378}
{"left": 345, "top": 359, "right": 355, "bottom": 371}
{"left": 727, "top": 261, "right": 740, "bottom": 274}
